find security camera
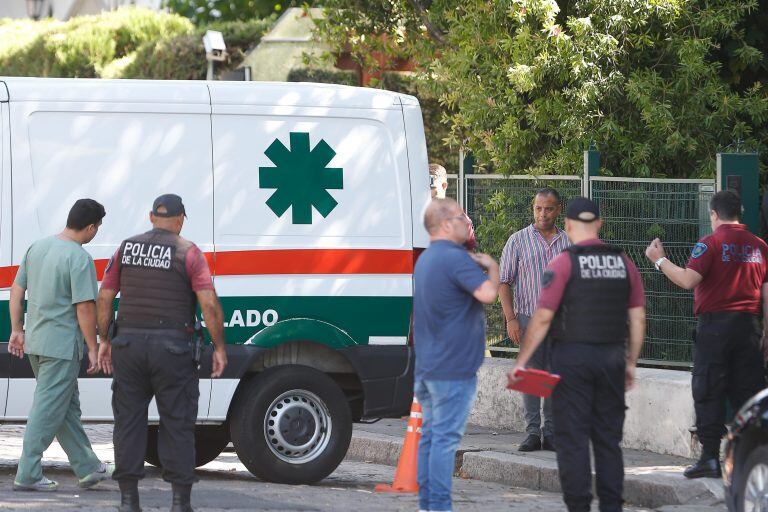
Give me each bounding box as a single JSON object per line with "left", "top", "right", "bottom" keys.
{"left": 203, "top": 30, "right": 227, "bottom": 62}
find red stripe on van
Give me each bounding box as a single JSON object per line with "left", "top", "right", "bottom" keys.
{"left": 0, "top": 266, "right": 18, "bottom": 289}
{"left": 0, "top": 249, "right": 415, "bottom": 288}
{"left": 213, "top": 249, "right": 414, "bottom": 276}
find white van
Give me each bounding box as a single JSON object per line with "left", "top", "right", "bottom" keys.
{"left": 0, "top": 77, "right": 430, "bottom": 484}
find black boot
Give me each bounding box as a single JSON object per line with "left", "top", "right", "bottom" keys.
{"left": 118, "top": 480, "right": 142, "bottom": 512}
{"left": 683, "top": 457, "right": 721, "bottom": 479}
{"left": 518, "top": 433, "right": 542, "bottom": 452}
{"left": 170, "top": 483, "right": 193, "bottom": 512}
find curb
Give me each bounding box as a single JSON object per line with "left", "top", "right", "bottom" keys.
{"left": 346, "top": 431, "right": 724, "bottom": 509}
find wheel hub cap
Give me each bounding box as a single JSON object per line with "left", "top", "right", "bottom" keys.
{"left": 745, "top": 462, "right": 768, "bottom": 512}
{"left": 264, "top": 389, "right": 332, "bottom": 464}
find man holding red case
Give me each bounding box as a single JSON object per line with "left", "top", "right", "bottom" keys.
{"left": 508, "top": 197, "right": 646, "bottom": 512}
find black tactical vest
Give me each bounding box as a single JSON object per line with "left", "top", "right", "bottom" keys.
{"left": 550, "top": 244, "right": 631, "bottom": 345}
{"left": 116, "top": 228, "right": 196, "bottom": 329}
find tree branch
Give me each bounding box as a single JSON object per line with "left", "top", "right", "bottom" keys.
{"left": 408, "top": 0, "right": 447, "bottom": 45}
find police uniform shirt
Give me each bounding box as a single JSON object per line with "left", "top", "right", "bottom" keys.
{"left": 685, "top": 224, "right": 768, "bottom": 315}
{"left": 538, "top": 238, "right": 645, "bottom": 312}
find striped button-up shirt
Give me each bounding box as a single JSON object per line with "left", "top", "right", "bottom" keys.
{"left": 499, "top": 224, "right": 570, "bottom": 317}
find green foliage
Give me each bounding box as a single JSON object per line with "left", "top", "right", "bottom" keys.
{"left": 122, "top": 18, "right": 272, "bottom": 79}
{"left": 286, "top": 67, "right": 358, "bottom": 85}
{"left": 0, "top": 8, "right": 270, "bottom": 80}
{"left": 164, "top": 0, "right": 311, "bottom": 25}
{"left": 0, "top": 8, "right": 193, "bottom": 77}
{"left": 314, "top": 0, "right": 768, "bottom": 179}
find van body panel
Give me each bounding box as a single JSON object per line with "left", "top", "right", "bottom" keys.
{"left": 403, "top": 104, "right": 430, "bottom": 248}
{"left": 210, "top": 102, "right": 414, "bottom": 355}
{"left": 2, "top": 78, "right": 209, "bottom": 104}
{"left": 208, "top": 81, "right": 402, "bottom": 110}
{"left": 8, "top": 103, "right": 214, "bottom": 264}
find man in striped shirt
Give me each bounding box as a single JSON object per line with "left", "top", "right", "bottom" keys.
{"left": 499, "top": 187, "right": 570, "bottom": 452}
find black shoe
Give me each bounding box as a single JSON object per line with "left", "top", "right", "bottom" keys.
{"left": 118, "top": 480, "right": 142, "bottom": 512}
{"left": 518, "top": 434, "right": 542, "bottom": 452}
{"left": 542, "top": 435, "right": 556, "bottom": 451}
{"left": 683, "top": 458, "right": 721, "bottom": 479}
{"left": 170, "top": 483, "right": 194, "bottom": 512}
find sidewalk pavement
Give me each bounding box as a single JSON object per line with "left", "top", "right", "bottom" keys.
{"left": 347, "top": 419, "right": 726, "bottom": 511}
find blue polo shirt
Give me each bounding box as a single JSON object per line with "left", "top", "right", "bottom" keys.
{"left": 413, "top": 239, "right": 489, "bottom": 380}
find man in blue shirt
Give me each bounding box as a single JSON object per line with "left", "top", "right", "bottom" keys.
{"left": 413, "top": 198, "right": 499, "bottom": 512}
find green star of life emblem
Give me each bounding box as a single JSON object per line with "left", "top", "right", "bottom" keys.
{"left": 259, "top": 132, "right": 343, "bottom": 225}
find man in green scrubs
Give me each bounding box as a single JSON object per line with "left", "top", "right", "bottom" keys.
{"left": 8, "top": 199, "right": 113, "bottom": 491}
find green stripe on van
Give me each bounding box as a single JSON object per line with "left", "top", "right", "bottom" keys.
{"left": 0, "top": 296, "right": 412, "bottom": 346}
{"left": 219, "top": 296, "right": 411, "bottom": 345}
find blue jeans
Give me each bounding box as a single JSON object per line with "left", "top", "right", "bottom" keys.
{"left": 415, "top": 377, "right": 477, "bottom": 512}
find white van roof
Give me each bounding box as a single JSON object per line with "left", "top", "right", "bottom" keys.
{"left": 0, "top": 77, "right": 418, "bottom": 109}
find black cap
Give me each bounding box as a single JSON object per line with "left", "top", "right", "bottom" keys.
{"left": 152, "top": 194, "right": 186, "bottom": 218}
{"left": 566, "top": 197, "right": 599, "bottom": 222}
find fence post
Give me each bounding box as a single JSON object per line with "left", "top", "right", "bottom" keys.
{"left": 583, "top": 145, "right": 600, "bottom": 198}
{"left": 717, "top": 152, "right": 760, "bottom": 234}
{"left": 458, "top": 148, "right": 465, "bottom": 210}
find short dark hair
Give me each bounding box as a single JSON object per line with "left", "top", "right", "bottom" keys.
{"left": 709, "top": 190, "right": 741, "bottom": 221}
{"left": 534, "top": 187, "right": 561, "bottom": 204}
{"left": 66, "top": 199, "right": 106, "bottom": 230}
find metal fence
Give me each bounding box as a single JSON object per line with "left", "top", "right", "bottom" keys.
{"left": 591, "top": 177, "right": 715, "bottom": 365}
{"left": 446, "top": 173, "right": 716, "bottom": 366}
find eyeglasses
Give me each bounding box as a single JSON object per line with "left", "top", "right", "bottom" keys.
{"left": 447, "top": 214, "right": 470, "bottom": 223}
{"left": 429, "top": 175, "right": 436, "bottom": 189}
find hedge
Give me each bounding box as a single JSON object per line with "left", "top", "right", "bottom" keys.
{"left": 0, "top": 8, "right": 271, "bottom": 80}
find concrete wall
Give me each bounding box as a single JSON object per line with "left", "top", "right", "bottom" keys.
{"left": 471, "top": 358, "right": 698, "bottom": 459}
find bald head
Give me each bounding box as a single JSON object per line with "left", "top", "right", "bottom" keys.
{"left": 425, "top": 198, "right": 462, "bottom": 234}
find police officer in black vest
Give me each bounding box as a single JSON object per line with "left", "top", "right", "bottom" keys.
{"left": 96, "top": 194, "right": 227, "bottom": 512}
{"left": 508, "top": 198, "right": 646, "bottom": 512}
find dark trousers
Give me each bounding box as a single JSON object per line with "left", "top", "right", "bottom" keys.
{"left": 111, "top": 329, "right": 200, "bottom": 485}
{"left": 551, "top": 342, "right": 626, "bottom": 512}
{"left": 694, "top": 312, "right": 765, "bottom": 459}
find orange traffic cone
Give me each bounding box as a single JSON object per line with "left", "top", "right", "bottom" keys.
{"left": 375, "top": 396, "right": 422, "bottom": 493}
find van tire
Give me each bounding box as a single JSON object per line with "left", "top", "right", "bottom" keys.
{"left": 229, "top": 365, "right": 353, "bottom": 484}
{"left": 145, "top": 424, "right": 231, "bottom": 468}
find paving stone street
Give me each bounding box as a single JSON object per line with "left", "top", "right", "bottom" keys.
{"left": 0, "top": 424, "right": 727, "bottom": 511}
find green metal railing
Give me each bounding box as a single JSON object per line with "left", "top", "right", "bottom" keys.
{"left": 445, "top": 173, "right": 717, "bottom": 365}
{"left": 591, "top": 177, "right": 715, "bottom": 365}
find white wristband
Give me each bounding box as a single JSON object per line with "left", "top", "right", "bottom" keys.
{"left": 654, "top": 257, "right": 668, "bottom": 271}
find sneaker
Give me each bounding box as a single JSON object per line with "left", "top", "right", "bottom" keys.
{"left": 13, "top": 476, "right": 58, "bottom": 491}
{"left": 78, "top": 462, "right": 115, "bottom": 489}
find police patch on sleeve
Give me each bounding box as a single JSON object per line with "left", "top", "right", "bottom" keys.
{"left": 690, "top": 242, "right": 708, "bottom": 259}
{"left": 104, "top": 254, "right": 115, "bottom": 274}
{"left": 541, "top": 270, "right": 554, "bottom": 288}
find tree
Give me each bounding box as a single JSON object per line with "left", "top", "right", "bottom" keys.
{"left": 314, "top": 0, "right": 768, "bottom": 178}
{"left": 164, "top": 0, "right": 311, "bottom": 25}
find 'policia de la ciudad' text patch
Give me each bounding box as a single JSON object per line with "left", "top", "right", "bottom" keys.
{"left": 121, "top": 242, "right": 174, "bottom": 270}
